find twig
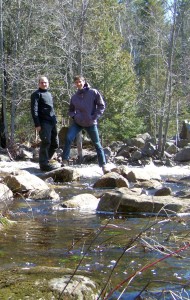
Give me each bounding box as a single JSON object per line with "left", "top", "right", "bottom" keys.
{"left": 97, "top": 219, "right": 160, "bottom": 299}
{"left": 6, "top": 147, "right": 14, "bottom": 161}
{"left": 103, "top": 242, "right": 190, "bottom": 300}
{"left": 58, "top": 218, "right": 112, "bottom": 300}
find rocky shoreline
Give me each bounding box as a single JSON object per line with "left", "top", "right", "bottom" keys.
{"left": 1, "top": 158, "right": 190, "bottom": 216}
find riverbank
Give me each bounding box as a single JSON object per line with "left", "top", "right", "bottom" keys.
{"left": 1, "top": 160, "right": 190, "bottom": 179}
{"left": 0, "top": 159, "right": 190, "bottom": 299}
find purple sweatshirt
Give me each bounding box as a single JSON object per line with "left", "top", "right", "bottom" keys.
{"left": 68, "top": 87, "right": 105, "bottom": 127}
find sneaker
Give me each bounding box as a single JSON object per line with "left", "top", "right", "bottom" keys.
{"left": 61, "top": 159, "right": 69, "bottom": 167}
{"left": 102, "top": 164, "right": 109, "bottom": 174}
{"left": 40, "top": 164, "right": 58, "bottom": 172}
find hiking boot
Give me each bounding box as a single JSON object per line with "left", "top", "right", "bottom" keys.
{"left": 40, "top": 164, "right": 58, "bottom": 172}
{"left": 102, "top": 164, "right": 109, "bottom": 174}
{"left": 61, "top": 159, "right": 69, "bottom": 167}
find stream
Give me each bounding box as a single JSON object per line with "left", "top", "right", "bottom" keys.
{"left": 0, "top": 163, "right": 190, "bottom": 299}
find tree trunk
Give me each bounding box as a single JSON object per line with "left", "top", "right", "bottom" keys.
{"left": 0, "top": 0, "right": 8, "bottom": 148}
{"left": 158, "top": 0, "right": 177, "bottom": 157}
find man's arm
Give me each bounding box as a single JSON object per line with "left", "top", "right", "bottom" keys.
{"left": 31, "top": 92, "right": 41, "bottom": 127}
{"left": 94, "top": 90, "right": 105, "bottom": 119}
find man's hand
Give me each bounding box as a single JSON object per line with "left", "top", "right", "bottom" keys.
{"left": 35, "top": 126, "right": 41, "bottom": 132}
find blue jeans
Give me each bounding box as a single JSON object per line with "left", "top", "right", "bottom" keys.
{"left": 62, "top": 123, "right": 106, "bottom": 167}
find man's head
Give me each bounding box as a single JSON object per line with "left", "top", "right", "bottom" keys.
{"left": 73, "top": 75, "right": 85, "bottom": 90}
{"left": 39, "top": 76, "right": 49, "bottom": 90}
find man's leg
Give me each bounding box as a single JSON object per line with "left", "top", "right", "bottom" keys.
{"left": 62, "top": 122, "right": 82, "bottom": 161}
{"left": 39, "top": 122, "right": 52, "bottom": 167}
{"left": 48, "top": 124, "right": 59, "bottom": 159}
{"left": 86, "top": 125, "right": 106, "bottom": 167}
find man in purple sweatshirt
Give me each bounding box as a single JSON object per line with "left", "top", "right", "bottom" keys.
{"left": 62, "top": 75, "right": 108, "bottom": 174}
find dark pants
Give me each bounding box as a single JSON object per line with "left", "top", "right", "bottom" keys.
{"left": 62, "top": 122, "right": 106, "bottom": 167}
{"left": 39, "top": 121, "right": 59, "bottom": 166}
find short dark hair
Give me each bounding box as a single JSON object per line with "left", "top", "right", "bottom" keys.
{"left": 73, "top": 75, "right": 85, "bottom": 82}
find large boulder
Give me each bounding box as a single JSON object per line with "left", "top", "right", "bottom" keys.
{"left": 60, "top": 193, "right": 99, "bottom": 210}
{"left": 4, "top": 170, "right": 59, "bottom": 201}
{"left": 179, "top": 120, "right": 190, "bottom": 140}
{"left": 166, "top": 143, "right": 178, "bottom": 155}
{"left": 97, "top": 187, "right": 188, "bottom": 215}
{"left": 174, "top": 147, "right": 190, "bottom": 162}
{"left": 38, "top": 166, "right": 80, "bottom": 182}
{"left": 126, "top": 137, "right": 145, "bottom": 148}
{"left": 93, "top": 172, "right": 129, "bottom": 189}
{"left": 142, "top": 142, "right": 157, "bottom": 157}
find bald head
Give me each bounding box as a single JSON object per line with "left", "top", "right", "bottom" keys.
{"left": 39, "top": 76, "right": 49, "bottom": 90}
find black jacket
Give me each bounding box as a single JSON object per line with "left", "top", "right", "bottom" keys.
{"left": 31, "top": 88, "right": 56, "bottom": 127}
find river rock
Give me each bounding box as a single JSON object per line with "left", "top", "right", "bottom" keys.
{"left": 116, "top": 145, "right": 130, "bottom": 158}
{"left": 97, "top": 187, "right": 188, "bottom": 215}
{"left": 134, "top": 179, "right": 162, "bottom": 189}
{"left": 3, "top": 170, "right": 59, "bottom": 201}
{"left": 179, "top": 120, "right": 190, "bottom": 140}
{"left": 126, "top": 137, "right": 145, "bottom": 148}
{"left": 131, "top": 149, "right": 142, "bottom": 161}
{"left": 166, "top": 144, "right": 178, "bottom": 155}
{"left": 61, "top": 193, "right": 99, "bottom": 210}
{"left": 38, "top": 166, "right": 80, "bottom": 182}
{"left": 0, "top": 183, "right": 13, "bottom": 211}
{"left": 141, "top": 142, "right": 156, "bottom": 157}
{"left": 137, "top": 132, "right": 152, "bottom": 142}
{"left": 49, "top": 274, "right": 100, "bottom": 300}
{"left": 119, "top": 165, "right": 161, "bottom": 182}
{"left": 174, "top": 147, "right": 190, "bottom": 162}
{"left": 93, "top": 172, "right": 129, "bottom": 188}
{"left": 0, "top": 154, "right": 11, "bottom": 162}
{"left": 154, "top": 187, "right": 172, "bottom": 196}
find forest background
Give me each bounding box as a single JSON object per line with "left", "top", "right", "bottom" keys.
{"left": 0, "top": 0, "right": 189, "bottom": 157}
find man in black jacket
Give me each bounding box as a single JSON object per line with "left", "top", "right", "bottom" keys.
{"left": 31, "top": 76, "right": 59, "bottom": 171}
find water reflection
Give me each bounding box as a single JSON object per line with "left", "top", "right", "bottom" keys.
{"left": 0, "top": 186, "right": 190, "bottom": 299}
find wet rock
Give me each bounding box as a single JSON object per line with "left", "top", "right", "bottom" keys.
{"left": 4, "top": 170, "right": 59, "bottom": 201}
{"left": 61, "top": 193, "right": 99, "bottom": 210}
{"left": 39, "top": 166, "right": 80, "bottom": 182}
{"left": 0, "top": 154, "right": 11, "bottom": 162}
{"left": 119, "top": 165, "right": 161, "bottom": 182}
{"left": 134, "top": 179, "right": 162, "bottom": 190}
{"left": 93, "top": 172, "right": 129, "bottom": 189}
{"left": 97, "top": 187, "right": 187, "bottom": 215}
{"left": 0, "top": 183, "right": 13, "bottom": 211}
{"left": 0, "top": 266, "right": 100, "bottom": 300}
{"left": 49, "top": 275, "right": 100, "bottom": 300}
{"left": 154, "top": 187, "right": 172, "bottom": 196}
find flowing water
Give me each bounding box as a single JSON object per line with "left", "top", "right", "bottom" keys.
{"left": 0, "top": 163, "right": 190, "bottom": 299}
